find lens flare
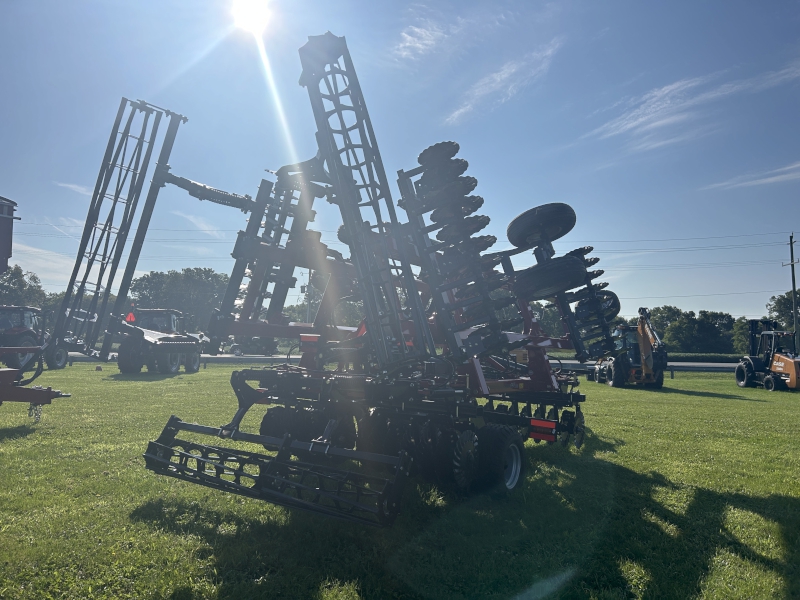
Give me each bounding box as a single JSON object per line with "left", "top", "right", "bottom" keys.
{"left": 253, "top": 36, "right": 299, "bottom": 165}
{"left": 232, "top": 0, "right": 271, "bottom": 36}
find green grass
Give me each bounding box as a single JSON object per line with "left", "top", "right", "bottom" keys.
{"left": 0, "top": 367, "right": 798, "bottom": 599}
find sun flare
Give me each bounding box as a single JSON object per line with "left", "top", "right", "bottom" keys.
{"left": 231, "top": 0, "right": 271, "bottom": 36}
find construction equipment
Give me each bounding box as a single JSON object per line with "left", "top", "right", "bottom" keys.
{"left": 143, "top": 32, "right": 621, "bottom": 526}
{"left": 0, "top": 360, "right": 68, "bottom": 422}
{"left": 48, "top": 100, "right": 265, "bottom": 370}
{"left": 0, "top": 317, "right": 68, "bottom": 422}
{"left": 0, "top": 201, "right": 69, "bottom": 419}
{"left": 735, "top": 319, "right": 799, "bottom": 391}
{"left": 0, "top": 306, "right": 46, "bottom": 370}
{"left": 116, "top": 308, "right": 202, "bottom": 374}
{"left": 589, "top": 307, "right": 667, "bottom": 388}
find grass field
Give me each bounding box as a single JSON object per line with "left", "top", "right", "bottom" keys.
{"left": 0, "top": 366, "right": 798, "bottom": 599}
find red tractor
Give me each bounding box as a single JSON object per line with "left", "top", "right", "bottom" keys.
{"left": 0, "top": 305, "right": 46, "bottom": 370}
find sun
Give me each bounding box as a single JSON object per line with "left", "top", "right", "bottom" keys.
{"left": 231, "top": 0, "right": 271, "bottom": 36}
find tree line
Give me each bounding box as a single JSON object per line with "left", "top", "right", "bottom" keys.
{"left": 0, "top": 265, "right": 227, "bottom": 332}
{"left": 0, "top": 264, "right": 796, "bottom": 355}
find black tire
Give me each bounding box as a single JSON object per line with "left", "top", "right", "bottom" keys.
{"left": 156, "top": 352, "right": 180, "bottom": 374}
{"left": 45, "top": 344, "right": 68, "bottom": 370}
{"left": 117, "top": 339, "right": 143, "bottom": 374}
{"left": 184, "top": 351, "right": 201, "bottom": 373}
{"left": 764, "top": 375, "right": 777, "bottom": 392}
{"left": 652, "top": 369, "right": 664, "bottom": 389}
{"left": 607, "top": 360, "right": 626, "bottom": 387}
{"left": 506, "top": 203, "right": 576, "bottom": 248}
{"left": 3, "top": 334, "right": 38, "bottom": 370}
{"left": 452, "top": 430, "right": 479, "bottom": 491}
{"left": 476, "top": 425, "right": 526, "bottom": 492}
{"left": 259, "top": 406, "right": 292, "bottom": 448}
{"left": 514, "top": 255, "right": 587, "bottom": 301}
{"left": 734, "top": 362, "right": 754, "bottom": 388}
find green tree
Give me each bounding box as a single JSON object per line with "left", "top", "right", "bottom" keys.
{"left": 663, "top": 311, "right": 699, "bottom": 352}
{"left": 766, "top": 291, "right": 798, "bottom": 331}
{"left": 694, "top": 310, "right": 734, "bottom": 353}
{"left": 732, "top": 316, "right": 750, "bottom": 355}
{"left": 529, "top": 301, "right": 564, "bottom": 337}
{"left": 130, "top": 268, "right": 229, "bottom": 331}
{"left": 648, "top": 305, "right": 685, "bottom": 335}
{"left": 0, "top": 265, "right": 46, "bottom": 307}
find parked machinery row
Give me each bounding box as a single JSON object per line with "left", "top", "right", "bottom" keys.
{"left": 143, "top": 32, "right": 622, "bottom": 526}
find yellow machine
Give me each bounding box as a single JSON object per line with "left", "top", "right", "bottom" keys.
{"left": 589, "top": 307, "right": 667, "bottom": 388}
{"left": 735, "top": 320, "right": 800, "bottom": 391}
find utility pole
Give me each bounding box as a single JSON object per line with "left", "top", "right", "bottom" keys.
{"left": 784, "top": 233, "right": 798, "bottom": 352}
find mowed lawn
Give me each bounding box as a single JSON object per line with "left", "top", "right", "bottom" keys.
{"left": 0, "top": 366, "right": 797, "bottom": 599}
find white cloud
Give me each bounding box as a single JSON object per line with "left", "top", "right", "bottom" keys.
{"left": 170, "top": 211, "right": 225, "bottom": 239}
{"left": 12, "top": 242, "right": 150, "bottom": 293}
{"left": 393, "top": 20, "right": 448, "bottom": 61}
{"left": 55, "top": 181, "right": 92, "bottom": 196}
{"left": 11, "top": 243, "right": 77, "bottom": 291}
{"left": 445, "top": 39, "right": 561, "bottom": 125}
{"left": 390, "top": 6, "right": 512, "bottom": 64}
{"left": 702, "top": 160, "right": 800, "bottom": 190}
{"left": 586, "top": 59, "right": 800, "bottom": 151}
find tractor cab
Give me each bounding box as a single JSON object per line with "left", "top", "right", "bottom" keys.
{"left": 0, "top": 306, "right": 41, "bottom": 334}
{"left": 0, "top": 306, "right": 45, "bottom": 370}
{"left": 756, "top": 330, "right": 796, "bottom": 363}
{"left": 132, "top": 309, "right": 184, "bottom": 335}
{"left": 612, "top": 326, "right": 641, "bottom": 367}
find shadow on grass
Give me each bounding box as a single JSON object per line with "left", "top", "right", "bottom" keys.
{"left": 104, "top": 372, "right": 185, "bottom": 382}
{"left": 129, "top": 432, "right": 799, "bottom": 599}
{"left": 0, "top": 424, "right": 35, "bottom": 442}
{"left": 650, "top": 387, "right": 767, "bottom": 402}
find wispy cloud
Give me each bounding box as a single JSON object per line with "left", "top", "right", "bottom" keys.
{"left": 445, "top": 39, "right": 561, "bottom": 125}
{"left": 170, "top": 211, "right": 225, "bottom": 239}
{"left": 586, "top": 60, "right": 800, "bottom": 151}
{"left": 11, "top": 243, "right": 77, "bottom": 291}
{"left": 702, "top": 160, "right": 800, "bottom": 190}
{"left": 55, "top": 181, "right": 92, "bottom": 196}
{"left": 390, "top": 6, "right": 512, "bottom": 64}
{"left": 393, "top": 19, "right": 448, "bottom": 61}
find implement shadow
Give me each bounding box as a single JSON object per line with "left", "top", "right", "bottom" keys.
{"left": 129, "top": 432, "right": 799, "bottom": 599}
{"left": 558, "top": 459, "right": 800, "bottom": 597}
{"left": 129, "top": 495, "right": 426, "bottom": 599}
{"left": 649, "top": 387, "right": 766, "bottom": 402}
{"left": 0, "top": 424, "right": 35, "bottom": 442}
{"left": 388, "top": 432, "right": 799, "bottom": 599}
{"left": 105, "top": 372, "right": 184, "bottom": 382}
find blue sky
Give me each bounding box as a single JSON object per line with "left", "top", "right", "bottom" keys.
{"left": 1, "top": 0, "right": 799, "bottom": 319}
